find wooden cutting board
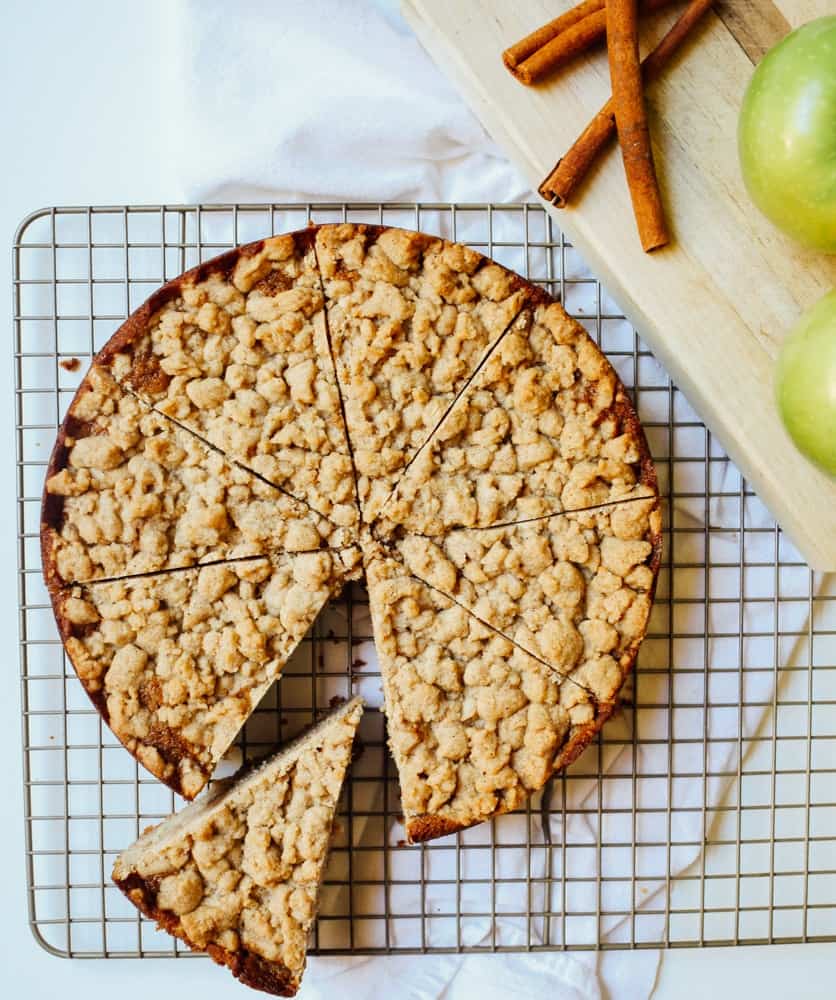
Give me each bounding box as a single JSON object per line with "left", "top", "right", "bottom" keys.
{"left": 402, "top": 0, "right": 836, "bottom": 570}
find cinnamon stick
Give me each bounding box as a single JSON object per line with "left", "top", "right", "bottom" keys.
{"left": 503, "top": 0, "right": 604, "bottom": 72}
{"left": 607, "top": 0, "right": 668, "bottom": 251}
{"left": 512, "top": 8, "right": 609, "bottom": 84}
{"left": 509, "top": 0, "right": 673, "bottom": 87}
{"left": 540, "top": 0, "right": 713, "bottom": 206}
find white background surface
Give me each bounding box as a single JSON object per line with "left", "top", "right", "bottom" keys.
{"left": 1, "top": 2, "right": 835, "bottom": 996}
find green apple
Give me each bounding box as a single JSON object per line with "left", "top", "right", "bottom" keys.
{"left": 776, "top": 289, "right": 836, "bottom": 476}
{"left": 738, "top": 16, "right": 836, "bottom": 253}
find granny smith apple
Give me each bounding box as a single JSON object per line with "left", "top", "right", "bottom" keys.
{"left": 738, "top": 16, "right": 836, "bottom": 253}
{"left": 776, "top": 289, "right": 836, "bottom": 475}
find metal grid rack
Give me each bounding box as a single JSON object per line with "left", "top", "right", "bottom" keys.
{"left": 14, "top": 202, "right": 836, "bottom": 960}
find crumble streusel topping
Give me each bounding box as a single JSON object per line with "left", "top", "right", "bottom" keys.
{"left": 365, "top": 549, "right": 606, "bottom": 840}
{"left": 392, "top": 493, "right": 660, "bottom": 704}
{"left": 100, "top": 233, "right": 357, "bottom": 530}
{"left": 57, "top": 549, "right": 360, "bottom": 798}
{"left": 380, "top": 301, "right": 652, "bottom": 535}
{"left": 43, "top": 224, "right": 661, "bottom": 852}
{"left": 315, "top": 225, "right": 544, "bottom": 522}
{"left": 43, "top": 367, "right": 351, "bottom": 589}
{"left": 113, "top": 698, "right": 362, "bottom": 993}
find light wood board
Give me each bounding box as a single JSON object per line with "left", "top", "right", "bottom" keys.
{"left": 402, "top": 0, "right": 836, "bottom": 570}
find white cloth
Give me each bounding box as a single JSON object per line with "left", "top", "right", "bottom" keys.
{"left": 167, "top": 0, "right": 530, "bottom": 204}
{"left": 168, "top": 2, "right": 784, "bottom": 998}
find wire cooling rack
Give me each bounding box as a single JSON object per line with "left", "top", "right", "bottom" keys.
{"left": 14, "top": 203, "right": 836, "bottom": 960}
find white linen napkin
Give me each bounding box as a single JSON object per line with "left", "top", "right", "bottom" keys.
{"left": 165, "top": 0, "right": 530, "bottom": 204}
{"left": 167, "top": 2, "right": 785, "bottom": 997}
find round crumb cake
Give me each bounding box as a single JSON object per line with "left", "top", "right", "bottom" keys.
{"left": 41, "top": 223, "right": 661, "bottom": 841}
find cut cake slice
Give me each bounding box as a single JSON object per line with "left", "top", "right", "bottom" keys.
{"left": 54, "top": 549, "right": 360, "bottom": 797}
{"left": 380, "top": 298, "right": 656, "bottom": 535}
{"left": 315, "top": 223, "right": 543, "bottom": 523}
{"left": 364, "top": 548, "right": 609, "bottom": 842}
{"left": 97, "top": 230, "right": 358, "bottom": 531}
{"left": 392, "top": 492, "right": 662, "bottom": 694}
{"left": 41, "top": 365, "right": 349, "bottom": 593}
{"left": 113, "top": 697, "right": 363, "bottom": 997}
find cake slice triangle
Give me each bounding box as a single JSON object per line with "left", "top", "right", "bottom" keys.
{"left": 96, "top": 230, "right": 358, "bottom": 532}
{"left": 54, "top": 548, "right": 360, "bottom": 797}
{"left": 379, "top": 297, "right": 656, "bottom": 535}
{"left": 42, "top": 365, "right": 350, "bottom": 594}
{"left": 364, "top": 548, "right": 608, "bottom": 843}
{"left": 113, "top": 697, "right": 363, "bottom": 997}
{"left": 391, "top": 494, "right": 661, "bottom": 706}
{"left": 315, "top": 223, "right": 544, "bottom": 523}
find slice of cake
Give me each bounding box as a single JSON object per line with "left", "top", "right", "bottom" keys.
{"left": 392, "top": 493, "right": 661, "bottom": 693}
{"left": 315, "top": 224, "right": 543, "bottom": 522}
{"left": 113, "top": 697, "right": 363, "bottom": 997}
{"left": 380, "top": 299, "right": 656, "bottom": 535}
{"left": 97, "top": 230, "right": 358, "bottom": 531}
{"left": 364, "top": 549, "right": 606, "bottom": 842}
{"left": 54, "top": 549, "right": 360, "bottom": 797}
{"left": 41, "top": 366, "right": 349, "bottom": 593}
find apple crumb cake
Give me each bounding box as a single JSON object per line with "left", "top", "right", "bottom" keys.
{"left": 42, "top": 223, "right": 660, "bottom": 840}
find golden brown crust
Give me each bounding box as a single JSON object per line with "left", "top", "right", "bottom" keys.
{"left": 40, "top": 366, "right": 105, "bottom": 595}
{"left": 317, "top": 221, "right": 545, "bottom": 297}
{"left": 554, "top": 700, "right": 618, "bottom": 772}
{"left": 591, "top": 489, "right": 663, "bottom": 731}
{"left": 50, "top": 585, "right": 98, "bottom": 649}
{"left": 207, "top": 943, "right": 297, "bottom": 997}
{"left": 50, "top": 584, "right": 108, "bottom": 716}
{"left": 140, "top": 725, "right": 210, "bottom": 797}
{"left": 406, "top": 813, "right": 468, "bottom": 844}
{"left": 609, "top": 391, "right": 658, "bottom": 501}
{"left": 40, "top": 525, "right": 62, "bottom": 601}
{"left": 114, "top": 873, "right": 298, "bottom": 996}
